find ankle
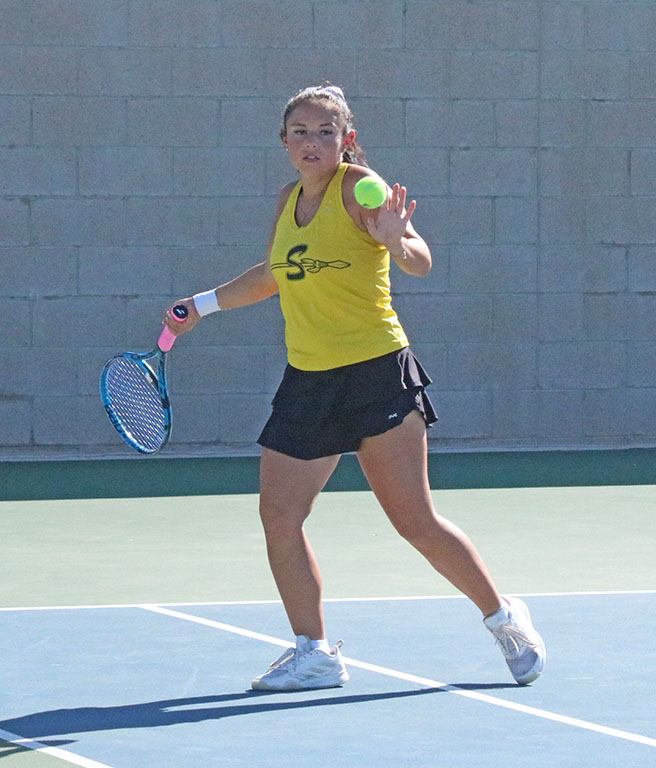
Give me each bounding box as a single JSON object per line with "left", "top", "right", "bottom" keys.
{"left": 296, "top": 635, "right": 330, "bottom": 653}
{"left": 483, "top": 599, "right": 505, "bottom": 621}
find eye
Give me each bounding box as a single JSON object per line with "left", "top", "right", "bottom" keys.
{"left": 293, "top": 129, "right": 306, "bottom": 135}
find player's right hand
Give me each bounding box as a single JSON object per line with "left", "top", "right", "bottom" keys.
{"left": 162, "top": 298, "right": 201, "bottom": 335}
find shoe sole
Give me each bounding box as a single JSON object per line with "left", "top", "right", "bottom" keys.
{"left": 251, "top": 669, "right": 350, "bottom": 692}
{"left": 506, "top": 598, "right": 546, "bottom": 685}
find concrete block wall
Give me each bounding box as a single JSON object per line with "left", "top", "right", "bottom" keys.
{"left": 2, "top": 0, "right": 656, "bottom": 458}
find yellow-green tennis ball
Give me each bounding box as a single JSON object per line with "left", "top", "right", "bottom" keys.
{"left": 354, "top": 177, "right": 387, "bottom": 209}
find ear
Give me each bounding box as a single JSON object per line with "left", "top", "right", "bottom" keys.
{"left": 343, "top": 129, "right": 356, "bottom": 148}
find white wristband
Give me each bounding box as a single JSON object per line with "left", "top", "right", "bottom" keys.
{"left": 192, "top": 289, "right": 221, "bottom": 317}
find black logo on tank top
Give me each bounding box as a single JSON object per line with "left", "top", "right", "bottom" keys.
{"left": 271, "top": 244, "right": 351, "bottom": 281}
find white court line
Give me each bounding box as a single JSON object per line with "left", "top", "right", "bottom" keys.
{"left": 1, "top": 589, "right": 655, "bottom": 612}
{"left": 141, "top": 604, "right": 656, "bottom": 750}
{"left": 0, "top": 728, "right": 114, "bottom": 768}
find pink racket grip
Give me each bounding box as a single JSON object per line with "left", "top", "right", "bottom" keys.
{"left": 158, "top": 304, "right": 188, "bottom": 352}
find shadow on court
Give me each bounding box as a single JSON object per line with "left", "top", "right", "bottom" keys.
{"left": 0, "top": 683, "right": 516, "bottom": 743}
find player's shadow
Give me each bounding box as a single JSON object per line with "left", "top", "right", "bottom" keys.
{"left": 0, "top": 682, "right": 516, "bottom": 747}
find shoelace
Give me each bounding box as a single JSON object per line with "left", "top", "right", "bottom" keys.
{"left": 268, "top": 647, "right": 297, "bottom": 671}
{"left": 267, "top": 640, "right": 344, "bottom": 671}
{"left": 492, "top": 623, "right": 537, "bottom": 659}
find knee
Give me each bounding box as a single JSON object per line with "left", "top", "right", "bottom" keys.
{"left": 259, "top": 497, "right": 309, "bottom": 540}
{"left": 388, "top": 507, "right": 441, "bottom": 550}
{"left": 394, "top": 519, "right": 432, "bottom": 549}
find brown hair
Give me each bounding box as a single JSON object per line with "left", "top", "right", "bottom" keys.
{"left": 280, "top": 84, "right": 368, "bottom": 167}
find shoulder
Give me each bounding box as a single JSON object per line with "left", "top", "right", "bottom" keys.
{"left": 280, "top": 180, "right": 298, "bottom": 197}
{"left": 342, "top": 164, "right": 388, "bottom": 229}
{"left": 264, "top": 182, "right": 298, "bottom": 251}
{"left": 278, "top": 181, "right": 297, "bottom": 207}
{"left": 271, "top": 181, "right": 298, "bottom": 220}
{"left": 342, "top": 163, "right": 385, "bottom": 193}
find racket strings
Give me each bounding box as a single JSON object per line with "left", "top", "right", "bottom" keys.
{"left": 104, "top": 357, "right": 167, "bottom": 452}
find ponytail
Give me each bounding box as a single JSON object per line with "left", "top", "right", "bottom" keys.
{"left": 343, "top": 142, "right": 368, "bottom": 168}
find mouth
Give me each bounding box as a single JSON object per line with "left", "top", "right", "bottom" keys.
{"left": 302, "top": 155, "right": 320, "bottom": 162}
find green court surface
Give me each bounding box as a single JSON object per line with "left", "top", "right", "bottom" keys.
{"left": 1, "top": 485, "right": 655, "bottom": 610}
{"left": 0, "top": 741, "right": 56, "bottom": 765}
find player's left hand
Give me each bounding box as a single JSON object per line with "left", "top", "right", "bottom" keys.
{"left": 364, "top": 183, "right": 416, "bottom": 255}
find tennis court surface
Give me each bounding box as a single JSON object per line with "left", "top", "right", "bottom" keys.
{"left": 1, "top": 485, "right": 655, "bottom": 767}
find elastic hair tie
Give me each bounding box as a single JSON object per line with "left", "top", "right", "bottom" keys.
{"left": 323, "top": 85, "right": 346, "bottom": 100}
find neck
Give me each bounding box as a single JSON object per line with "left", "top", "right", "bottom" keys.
{"left": 299, "top": 165, "right": 340, "bottom": 200}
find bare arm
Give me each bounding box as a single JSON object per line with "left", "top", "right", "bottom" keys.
{"left": 364, "top": 185, "right": 432, "bottom": 278}
{"left": 215, "top": 260, "right": 278, "bottom": 310}
{"left": 344, "top": 167, "right": 432, "bottom": 278}
{"left": 388, "top": 216, "right": 432, "bottom": 278}
{"left": 211, "top": 184, "right": 295, "bottom": 309}
{"left": 163, "top": 185, "right": 293, "bottom": 333}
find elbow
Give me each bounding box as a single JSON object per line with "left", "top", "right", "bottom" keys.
{"left": 404, "top": 238, "right": 432, "bottom": 277}
{"left": 399, "top": 258, "right": 431, "bottom": 278}
{"left": 407, "top": 254, "right": 431, "bottom": 277}
{"left": 415, "top": 259, "right": 432, "bottom": 277}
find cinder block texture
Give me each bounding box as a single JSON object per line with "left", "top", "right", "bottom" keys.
{"left": 2, "top": 0, "right": 656, "bottom": 458}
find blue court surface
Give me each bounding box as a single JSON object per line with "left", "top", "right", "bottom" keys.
{"left": 2, "top": 592, "right": 655, "bottom": 767}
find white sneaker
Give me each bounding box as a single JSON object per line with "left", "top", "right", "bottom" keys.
{"left": 484, "top": 596, "right": 546, "bottom": 685}
{"left": 251, "top": 636, "right": 350, "bottom": 692}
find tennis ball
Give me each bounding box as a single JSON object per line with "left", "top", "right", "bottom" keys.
{"left": 354, "top": 177, "right": 387, "bottom": 209}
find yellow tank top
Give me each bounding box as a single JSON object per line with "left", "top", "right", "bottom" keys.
{"left": 269, "top": 163, "right": 408, "bottom": 371}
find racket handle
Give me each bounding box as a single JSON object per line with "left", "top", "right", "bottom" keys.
{"left": 158, "top": 304, "right": 188, "bottom": 352}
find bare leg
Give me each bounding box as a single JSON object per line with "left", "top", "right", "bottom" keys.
{"left": 357, "top": 412, "right": 501, "bottom": 617}
{"left": 259, "top": 447, "right": 341, "bottom": 639}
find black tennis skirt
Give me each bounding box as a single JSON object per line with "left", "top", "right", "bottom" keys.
{"left": 257, "top": 347, "right": 438, "bottom": 460}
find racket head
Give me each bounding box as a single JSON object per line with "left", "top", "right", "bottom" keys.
{"left": 100, "top": 350, "right": 172, "bottom": 454}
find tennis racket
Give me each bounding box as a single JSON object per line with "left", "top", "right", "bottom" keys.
{"left": 100, "top": 305, "right": 188, "bottom": 454}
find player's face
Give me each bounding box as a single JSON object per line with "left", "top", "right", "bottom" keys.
{"left": 283, "top": 102, "right": 353, "bottom": 174}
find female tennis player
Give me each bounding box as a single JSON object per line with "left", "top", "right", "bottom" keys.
{"left": 163, "top": 84, "right": 545, "bottom": 690}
